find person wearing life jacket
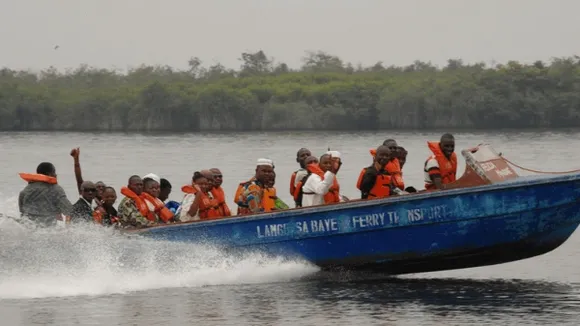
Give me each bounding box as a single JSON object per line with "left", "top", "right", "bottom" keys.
{"left": 398, "top": 146, "right": 408, "bottom": 169}
{"left": 177, "top": 170, "right": 228, "bottom": 222}
{"left": 70, "top": 181, "right": 98, "bottom": 223}
{"left": 299, "top": 154, "right": 341, "bottom": 207}
{"left": 359, "top": 146, "right": 405, "bottom": 199}
{"left": 118, "top": 175, "right": 153, "bottom": 228}
{"left": 424, "top": 133, "right": 457, "bottom": 190}
{"left": 141, "top": 176, "right": 174, "bottom": 224}
{"left": 94, "top": 186, "right": 119, "bottom": 226}
{"left": 159, "top": 178, "right": 181, "bottom": 215}
{"left": 18, "top": 162, "right": 73, "bottom": 227}
{"left": 290, "top": 148, "right": 312, "bottom": 208}
{"left": 70, "top": 147, "right": 106, "bottom": 208}
{"left": 381, "top": 139, "right": 405, "bottom": 191}
{"left": 210, "top": 168, "right": 231, "bottom": 217}
{"left": 237, "top": 158, "right": 289, "bottom": 215}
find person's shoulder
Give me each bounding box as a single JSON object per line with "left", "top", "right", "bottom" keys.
{"left": 425, "top": 157, "right": 440, "bottom": 170}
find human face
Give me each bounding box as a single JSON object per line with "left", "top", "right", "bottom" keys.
{"left": 81, "top": 184, "right": 97, "bottom": 202}
{"left": 95, "top": 181, "right": 106, "bottom": 198}
{"left": 144, "top": 180, "right": 160, "bottom": 198}
{"left": 102, "top": 188, "right": 117, "bottom": 207}
{"left": 212, "top": 169, "right": 223, "bottom": 187}
{"left": 297, "top": 149, "right": 312, "bottom": 168}
{"left": 375, "top": 146, "right": 391, "bottom": 167}
{"left": 383, "top": 140, "right": 399, "bottom": 158}
{"left": 194, "top": 177, "right": 211, "bottom": 193}
{"left": 319, "top": 155, "right": 332, "bottom": 172}
{"left": 129, "top": 177, "right": 143, "bottom": 195}
{"left": 440, "top": 139, "right": 455, "bottom": 157}
{"left": 256, "top": 165, "right": 275, "bottom": 185}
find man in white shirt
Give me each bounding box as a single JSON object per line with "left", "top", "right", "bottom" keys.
{"left": 301, "top": 154, "right": 340, "bottom": 207}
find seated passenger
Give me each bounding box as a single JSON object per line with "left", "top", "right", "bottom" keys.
{"left": 94, "top": 186, "right": 119, "bottom": 226}
{"left": 160, "top": 178, "right": 181, "bottom": 214}
{"left": 323, "top": 151, "right": 343, "bottom": 203}
{"left": 210, "top": 168, "right": 231, "bottom": 217}
{"left": 290, "top": 148, "right": 312, "bottom": 208}
{"left": 299, "top": 154, "right": 340, "bottom": 207}
{"left": 236, "top": 159, "right": 288, "bottom": 215}
{"left": 382, "top": 139, "right": 405, "bottom": 191}
{"left": 71, "top": 181, "right": 98, "bottom": 223}
{"left": 118, "top": 175, "right": 154, "bottom": 228}
{"left": 18, "top": 162, "right": 73, "bottom": 227}
{"left": 359, "top": 145, "right": 404, "bottom": 199}
{"left": 177, "top": 170, "right": 230, "bottom": 222}
{"left": 424, "top": 133, "right": 457, "bottom": 190}
{"left": 141, "top": 176, "right": 174, "bottom": 223}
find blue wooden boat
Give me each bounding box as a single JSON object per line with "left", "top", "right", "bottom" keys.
{"left": 131, "top": 145, "right": 580, "bottom": 275}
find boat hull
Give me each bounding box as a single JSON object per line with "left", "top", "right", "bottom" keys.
{"left": 132, "top": 173, "right": 580, "bottom": 275}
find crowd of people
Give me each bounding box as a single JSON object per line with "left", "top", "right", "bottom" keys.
{"left": 17, "top": 133, "right": 458, "bottom": 228}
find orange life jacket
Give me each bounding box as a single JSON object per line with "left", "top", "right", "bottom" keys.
{"left": 120, "top": 187, "right": 151, "bottom": 220}
{"left": 425, "top": 141, "right": 458, "bottom": 190}
{"left": 290, "top": 171, "right": 297, "bottom": 197}
{"left": 365, "top": 149, "right": 404, "bottom": 190}
{"left": 211, "top": 186, "right": 231, "bottom": 217}
{"left": 182, "top": 185, "right": 225, "bottom": 220}
{"left": 358, "top": 163, "right": 393, "bottom": 199}
{"left": 262, "top": 187, "right": 278, "bottom": 212}
{"left": 141, "top": 192, "right": 174, "bottom": 223}
{"left": 368, "top": 173, "right": 393, "bottom": 199}
{"left": 93, "top": 209, "right": 103, "bottom": 224}
{"left": 386, "top": 159, "right": 404, "bottom": 190}
{"left": 19, "top": 173, "right": 57, "bottom": 184}
{"left": 236, "top": 180, "right": 277, "bottom": 215}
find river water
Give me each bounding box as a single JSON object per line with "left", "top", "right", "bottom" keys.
{"left": 1, "top": 130, "right": 579, "bottom": 325}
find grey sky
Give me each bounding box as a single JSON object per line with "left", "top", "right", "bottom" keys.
{"left": 1, "top": 0, "right": 578, "bottom": 72}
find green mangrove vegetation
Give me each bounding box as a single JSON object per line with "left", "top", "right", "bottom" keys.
{"left": 1, "top": 51, "right": 579, "bottom": 131}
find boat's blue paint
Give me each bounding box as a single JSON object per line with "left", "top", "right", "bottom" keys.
{"left": 134, "top": 172, "right": 580, "bottom": 274}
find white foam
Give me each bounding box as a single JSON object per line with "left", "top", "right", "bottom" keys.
{"left": 0, "top": 197, "right": 319, "bottom": 300}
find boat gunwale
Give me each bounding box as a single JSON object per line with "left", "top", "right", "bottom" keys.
{"left": 129, "top": 172, "right": 580, "bottom": 233}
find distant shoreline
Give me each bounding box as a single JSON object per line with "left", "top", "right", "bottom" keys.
{"left": 1, "top": 52, "right": 579, "bottom": 131}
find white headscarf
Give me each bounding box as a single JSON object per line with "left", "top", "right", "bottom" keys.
{"left": 256, "top": 158, "right": 274, "bottom": 167}
{"left": 143, "top": 173, "right": 160, "bottom": 184}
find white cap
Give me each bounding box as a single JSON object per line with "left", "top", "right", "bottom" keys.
{"left": 143, "top": 173, "right": 160, "bottom": 184}
{"left": 327, "top": 150, "right": 341, "bottom": 158}
{"left": 256, "top": 158, "right": 274, "bottom": 167}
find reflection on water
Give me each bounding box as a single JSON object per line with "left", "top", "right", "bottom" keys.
{"left": 3, "top": 273, "right": 579, "bottom": 326}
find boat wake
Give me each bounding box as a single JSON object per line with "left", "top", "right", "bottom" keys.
{"left": 0, "top": 196, "right": 319, "bottom": 300}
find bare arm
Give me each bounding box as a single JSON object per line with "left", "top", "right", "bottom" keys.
{"left": 70, "top": 148, "right": 83, "bottom": 194}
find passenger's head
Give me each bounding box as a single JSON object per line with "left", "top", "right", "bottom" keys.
{"left": 374, "top": 145, "right": 391, "bottom": 168}
{"left": 398, "top": 146, "right": 408, "bottom": 168}
{"left": 36, "top": 162, "right": 56, "bottom": 178}
{"left": 159, "top": 178, "right": 172, "bottom": 202}
{"left": 304, "top": 156, "right": 318, "bottom": 167}
{"left": 95, "top": 181, "right": 106, "bottom": 198}
{"left": 128, "top": 175, "right": 143, "bottom": 195}
{"left": 440, "top": 133, "right": 455, "bottom": 158}
{"left": 102, "top": 186, "right": 117, "bottom": 207}
{"left": 296, "top": 148, "right": 312, "bottom": 168}
{"left": 210, "top": 168, "right": 223, "bottom": 187}
{"left": 383, "top": 139, "right": 399, "bottom": 157}
{"left": 80, "top": 181, "right": 97, "bottom": 202}
{"left": 255, "top": 158, "right": 275, "bottom": 185}
{"left": 192, "top": 171, "right": 211, "bottom": 193}
{"left": 143, "top": 177, "right": 160, "bottom": 198}
{"left": 318, "top": 154, "right": 332, "bottom": 172}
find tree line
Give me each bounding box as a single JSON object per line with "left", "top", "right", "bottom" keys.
{"left": 1, "top": 51, "right": 579, "bottom": 131}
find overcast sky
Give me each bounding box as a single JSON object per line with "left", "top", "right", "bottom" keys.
{"left": 1, "top": 0, "right": 578, "bottom": 72}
